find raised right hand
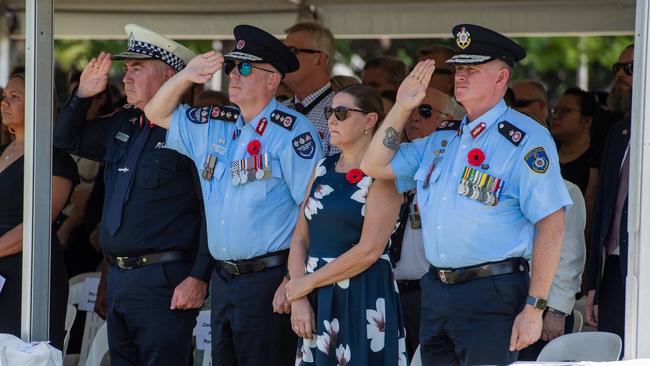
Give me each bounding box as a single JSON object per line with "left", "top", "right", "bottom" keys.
{"left": 77, "top": 52, "right": 112, "bottom": 98}
{"left": 181, "top": 51, "right": 224, "bottom": 84}
{"left": 394, "top": 59, "right": 436, "bottom": 113}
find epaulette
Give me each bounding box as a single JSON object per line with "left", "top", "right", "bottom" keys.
{"left": 497, "top": 121, "right": 526, "bottom": 146}
{"left": 186, "top": 105, "right": 240, "bottom": 124}
{"left": 436, "top": 119, "right": 461, "bottom": 131}
{"left": 269, "top": 109, "right": 297, "bottom": 131}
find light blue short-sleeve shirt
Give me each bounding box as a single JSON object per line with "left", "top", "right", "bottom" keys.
{"left": 166, "top": 98, "right": 323, "bottom": 260}
{"left": 391, "top": 100, "right": 572, "bottom": 268}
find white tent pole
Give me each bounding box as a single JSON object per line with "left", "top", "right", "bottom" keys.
{"left": 626, "top": 0, "right": 650, "bottom": 359}
{"left": 21, "top": 0, "right": 53, "bottom": 343}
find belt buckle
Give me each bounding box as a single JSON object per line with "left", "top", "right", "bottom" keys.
{"left": 438, "top": 270, "right": 450, "bottom": 284}
{"left": 223, "top": 260, "right": 240, "bottom": 275}
{"left": 116, "top": 256, "right": 132, "bottom": 270}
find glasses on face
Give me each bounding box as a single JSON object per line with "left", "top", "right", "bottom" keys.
{"left": 417, "top": 104, "right": 450, "bottom": 119}
{"left": 514, "top": 98, "right": 542, "bottom": 108}
{"left": 224, "top": 60, "right": 275, "bottom": 76}
{"left": 287, "top": 46, "right": 322, "bottom": 55}
{"left": 612, "top": 62, "right": 633, "bottom": 76}
{"left": 324, "top": 106, "right": 369, "bottom": 121}
{"left": 551, "top": 106, "right": 581, "bottom": 118}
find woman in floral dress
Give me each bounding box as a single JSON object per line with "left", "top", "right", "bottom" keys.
{"left": 285, "top": 84, "right": 407, "bottom": 365}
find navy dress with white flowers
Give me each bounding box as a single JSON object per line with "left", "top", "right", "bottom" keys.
{"left": 297, "top": 155, "right": 407, "bottom": 366}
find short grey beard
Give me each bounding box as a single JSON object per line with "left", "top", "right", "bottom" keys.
{"left": 607, "top": 88, "right": 632, "bottom": 115}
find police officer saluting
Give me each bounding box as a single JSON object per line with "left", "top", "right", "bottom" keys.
{"left": 362, "top": 24, "right": 572, "bottom": 365}
{"left": 144, "top": 25, "right": 322, "bottom": 365}
{"left": 54, "top": 24, "right": 211, "bottom": 366}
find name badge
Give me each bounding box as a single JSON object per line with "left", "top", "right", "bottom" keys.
{"left": 115, "top": 132, "right": 130, "bottom": 142}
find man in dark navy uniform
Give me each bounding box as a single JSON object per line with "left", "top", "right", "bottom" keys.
{"left": 54, "top": 24, "right": 211, "bottom": 366}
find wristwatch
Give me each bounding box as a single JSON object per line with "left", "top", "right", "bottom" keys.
{"left": 526, "top": 295, "right": 548, "bottom": 311}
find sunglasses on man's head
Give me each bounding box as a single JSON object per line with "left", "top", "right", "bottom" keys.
{"left": 612, "top": 62, "right": 633, "bottom": 76}
{"left": 224, "top": 60, "right": 275, "bottom": 76}
{"left": 324, "top": 106, "right": 369, "bottom": 121}
{"left": 417, "top": 104, "right": 449, "bottom": 119}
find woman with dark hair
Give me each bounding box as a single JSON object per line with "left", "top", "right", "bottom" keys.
{"left": 284, "top": 84, "right": 407, "bottom": 365}
{"left": 550, "top": 87, "right": 599, "bottom": 194}
{"left": 0, "top": 73, "right": 79, "bottom": 350}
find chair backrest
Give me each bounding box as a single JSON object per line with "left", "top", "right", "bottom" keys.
{"left": 572, "top": 309, "right": 584, "bottom": 333}
{"left": 83, "top": 322, "right": 108, "bottom": 366}
{"left": 63, "top": 304, "right": 77, "bottom": 357}
{"left": 66, "top": 272, "right": 104, "bottom": 366}
{"left": 537, "top": 331, "right": 622, "bottom": 362}
{"left": 410, "top": 345, "right": 422, "bottom": 366}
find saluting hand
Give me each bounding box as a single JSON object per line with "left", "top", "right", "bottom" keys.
{"left": 394, "top": 59, "right": 436, "bottom": 112}
{"left": 77, "top": 51, "right": 112, "bottom": 98}
{"left": 182, "top": 51, "right": 224, "bottom": 84}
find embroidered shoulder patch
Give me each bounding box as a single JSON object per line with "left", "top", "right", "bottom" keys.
{"left": 524, "top": 147, "right": 549, "bottom": 174}
{"left": 498, "top": 121, "right": 526, "bottom": 146}
{"left": 437, "top": 119, "right": 461, "bottom": 131}
{"left": 292, "top": 132, "right": 315, "bottom": 159}
{"left": 270, "top": 109, "right": 297, "bottom": 131}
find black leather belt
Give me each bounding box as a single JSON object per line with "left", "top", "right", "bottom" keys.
{"left": 396, "top": 279, "right": 421, "bottom": 291}
{"left": 430, "top": 258, "right": 529, "bottom": 285}
{"left": 107, "top": 250, "right": 192, "bottom": 270}
{"left": 216, "top": 250, "right": 288, "bottom": 276}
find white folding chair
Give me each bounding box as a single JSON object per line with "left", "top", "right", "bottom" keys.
{"left": 84, "top": 322, "right": 109, "bottom": 366}
{"left": 64, "top": 272, "right": 104, "bottom": 366}
{"left": 63, "top": 304, "right": 78, "bottom": 356}
{"left": 409, "top": 344, "right": 422, "bottom": 366}
{"left": 572, "top": 309, "right": 584, "bottom": 333}
{"left": 537, "top": 331, "right": 622, "bottom": 362}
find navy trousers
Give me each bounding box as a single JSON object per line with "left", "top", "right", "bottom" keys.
{"left": 397, "top": 282, "right": 422, "bottom": 361}
{"left": 598, "top": 255, "right": 625, "bottom": 357}
{"left": 210, "top": 265, "right": 296, "bottom": 366}
{"left": 420, "top": 270, "right": 529, "bottom": 366}
{"left": 106, "top": 261, "right": 198, "bottom": 366}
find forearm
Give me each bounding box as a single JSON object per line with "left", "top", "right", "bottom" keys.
{"left": 361, "top": 105, "right": 411, "bottom": 179}
{"left": 288, "top": 238, "right": 309, "bottom": 281}
{"left": 529, "top": 210, "right": 565, "bottom": 299}
{"left": 305, "top": 242, "right": 383, "bottom": 289}
{"left": 0, "top": 224, "right": 23, "bottom": 257}
{"left": 144, "top": 71, "right": 193, "bottom": 129}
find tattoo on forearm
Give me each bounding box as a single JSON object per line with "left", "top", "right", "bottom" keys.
{"left": 383, "top": 127, "right": 400, "bottom": 150}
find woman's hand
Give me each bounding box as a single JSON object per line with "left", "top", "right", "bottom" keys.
{"left": 394, "top": 59, "right": 436, "bottom": 113}
{"left": 291, "top": 297, "right": 316, "bottom": 339}
{"left": 182, "top": 51, "right": 224, "bottom": 84}
{"left": 285, "top": 275, "right": 315, "bottom": 302}
{"left": 77, "top": 52, "right": 112, "bottom": 98}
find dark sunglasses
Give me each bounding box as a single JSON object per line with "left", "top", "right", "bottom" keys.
{"left": 287, "top": 46, "right": 322, "bottom": 55}
{"left": 224, "top": 60, "right": 275, "bottom": 76}
{"left": 612, "top": 62, "right": 633, "bottom": 76}
{"left": 324, "top": 106, "right": 369, "bottom": 121}
{"left": 417, "top": 104, "right": 449, "bottom": 119}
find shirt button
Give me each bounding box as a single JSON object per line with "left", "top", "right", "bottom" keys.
{"left": 221, "top": 220, "right": 225, "bottom": 224}
{"left": 437, "top": 225, "right": 442, "bottom": 230}
{"left": 241, "top": 143, "right": 244, "bottom": 147}
{"left": 462, "top": 145, "right": 466, "bottom": 149}
{"left": 440, "top": 254, "right": 445, "bottom": 258}
{"left": 222, "top": 248, "right": 226, "bottom": 252}
{"left": 442, "top": 197, "right": 447, "bottom": 201}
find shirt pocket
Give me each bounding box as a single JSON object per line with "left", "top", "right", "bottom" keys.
{"left": 414, "top": 163, "right": 441, "bottom": 208}
{"left": 103, "top": 144, "right": 126, "bottom": 187}
{"left": 207, "top": 160, "right": 227, "bottom": 201}
{"left": 137, "top": 150, "right": 183, "bottom": 190}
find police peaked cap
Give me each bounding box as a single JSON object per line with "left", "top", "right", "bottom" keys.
{"left": 446, "top": 24, "right": 526, "bottom": 67}
{"left": 112, "top": 24, "right": 195, "bottom": 72}
{"left": 224, "top": 24, "right": 299, "bottom": 76}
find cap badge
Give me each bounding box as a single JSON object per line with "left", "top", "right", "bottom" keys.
{"left": 127, "top": 32, "right": 136, "bottom": 49}
{"left": 236, "top": 40, "right": 246, "bottom": 50}
{"left": 456, "top": 26, "right": 471, "bottom": 50}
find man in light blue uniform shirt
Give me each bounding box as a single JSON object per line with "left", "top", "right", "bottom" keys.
{"left": 362, "top": 24, "right": 572, "bottom": 365}
{"left": 144, "top": 24, "right": 322, "bottom": 366}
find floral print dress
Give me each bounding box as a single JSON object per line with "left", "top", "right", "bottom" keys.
{"left": 297, "top": 154, "right": 407, "bottom": 366}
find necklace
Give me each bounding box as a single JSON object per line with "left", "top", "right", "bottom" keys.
{"left": 1, "top": 143, "right": 23, "bottom": 161}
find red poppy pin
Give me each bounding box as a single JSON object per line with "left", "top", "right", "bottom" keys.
{"left": 467, "top": 148, "right": 485, "bottom": 167}
{"left": 247, "top": 139, "right": 261, "bottom": 155}
{"left": 346, "top": 168, "right": 365, "bottom": 184}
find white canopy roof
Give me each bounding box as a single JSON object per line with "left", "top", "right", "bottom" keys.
{"left": 5, "top": 0, "right": 636, "bottom": 39}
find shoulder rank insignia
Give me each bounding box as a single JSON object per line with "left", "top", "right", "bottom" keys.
{"left": 497, "top": 121, "right": 526, "bottom": 146}
{"left": 437, "top": 120, "right": 460, "bottom": 131}
{"left": 270, "top": 109, "right": 297, "bottom": 131}
{"left": 524, "top": 147, "right": 549, "bottom": 174}
{"left": 187, "top": 105, "right": 239, "bottom": 124}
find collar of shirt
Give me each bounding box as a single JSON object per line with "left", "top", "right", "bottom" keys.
{"left": 292, "top": 82, "right": 332, "bottom": 106}
{"left": 462, "top": 99, "right": 508, "bottom": 140}
{"left": 235, "top": 98, "right": 279, "bottom": 132}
